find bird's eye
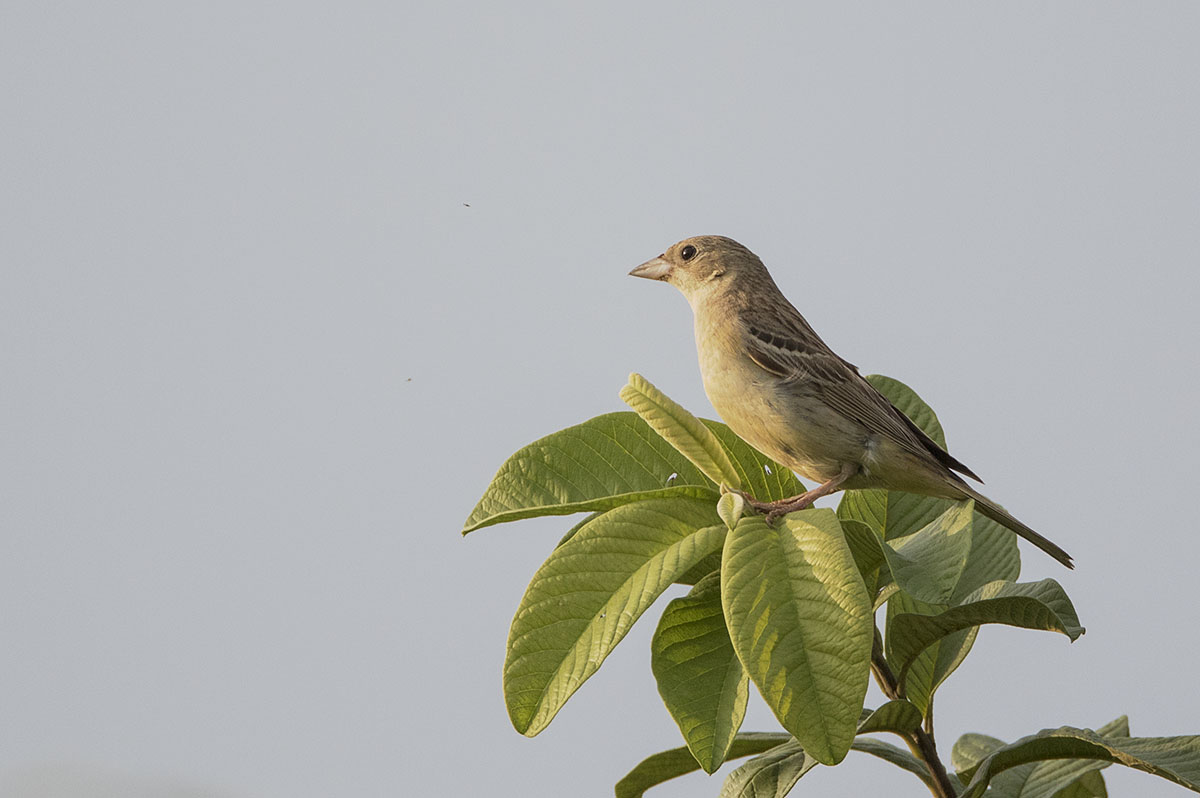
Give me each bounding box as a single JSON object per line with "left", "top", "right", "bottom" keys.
{"left": 680, "top": 245, "right": 697, "bottom": 261}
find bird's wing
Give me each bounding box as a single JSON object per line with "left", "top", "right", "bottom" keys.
{"left": 739, "top": 313, "right": 979, "bottom": 481}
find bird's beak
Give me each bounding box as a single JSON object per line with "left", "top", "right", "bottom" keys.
{"left": 629, "top": 256, "right": 672, "bottom": 281}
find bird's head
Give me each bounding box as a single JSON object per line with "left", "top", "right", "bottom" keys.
{"left": 629, "top": 235, "right": 771, "bottom": 305}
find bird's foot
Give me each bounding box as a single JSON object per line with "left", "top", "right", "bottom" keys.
{"left": 763, "top": 493, "right": 818, "bottom": 525}
{"left": 739, "top": 492, "right": 818, "bottom": 526}
{"left": 728, "top": 490, "right": 784, "bottom": 521}
{"left": 733, "top": 491, "right": 772, "bottom": 513}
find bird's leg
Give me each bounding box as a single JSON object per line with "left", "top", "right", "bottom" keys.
{"left": 754, "top": 463, "right": 858, "bottom": 525}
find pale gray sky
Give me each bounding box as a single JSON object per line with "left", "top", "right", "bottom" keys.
{"left": 3, "top": 3, "right": 1198, "bottom": 797}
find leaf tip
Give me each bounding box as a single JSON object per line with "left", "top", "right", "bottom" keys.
{"left": 810, "top": 741, "right": 847, "bottom": 767}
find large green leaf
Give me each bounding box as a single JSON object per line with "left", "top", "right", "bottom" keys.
{"left": 621, "top": 373, "right": 743, "bottom": 489}
{"left": 951, "top": 513, "right": 1022, "bottom": 604}
{"left": 504, "top": 498, "right": 726, "bottom": 735}
{"left": 890, "top": 579, "right": 1084, "bottom": 689}
{"left": 885, "top": 510, "right": 1020, "bottom": 714}
{"left": 959, "top": 727, "right": 1200, "bottom": 798}
{"left": 721, "top": 510, "right": 873, "bottom": 765}
{"left": 614, "top": 734, "right": 790, "bottom": 798}
{"left": 463, "top": 412, "right": 717, "bottom": 533}
{"left": 719, "top": 740, "right": 819, "bottom": 798}
{"left": 651, "top": 572, "right": 748, "bottom": 774}
{"left": 953, "top": 717, "right": 1129, "bottom": 798}
{"left": 882, "top": 500, "right": 975, "bottom": 605}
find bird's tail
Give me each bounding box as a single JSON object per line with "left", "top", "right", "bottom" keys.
{"left": 960, "top": 485, "right": 1074, "bottom": 569}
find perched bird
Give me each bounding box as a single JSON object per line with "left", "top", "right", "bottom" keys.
{"left": 630, "top": 235, "right": 1073, "bottom": 569}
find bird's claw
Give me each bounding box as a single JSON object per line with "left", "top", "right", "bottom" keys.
{"left": 721, "top": 489, "right": 816, "bottom": 525}
{"left": 758, "top": 493, "right": 819, "bottom": 526}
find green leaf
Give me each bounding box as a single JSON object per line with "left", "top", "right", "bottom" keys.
{"left": 886, "top": 590, "right": 974, "bottom": 716}
{"left": 621, "top": 373, "right": 743, "bottom": 489}
{"left": 504, "top": 498, "right": 727, "bottom": 735}
{"left": 676, "top": 557, "right": 722, "bottom": 587}
{"left": 721, "top": 510, "right": 873, "bottom": 765}
{"left": 718, "top": 492, "right": 746, "bottom": 530}
{"left": 614, "top": 734, "right": 790, "bottom": 798}
{"left": 953, "top": 717, "right": 1131, "bottom": 798}
{"left": 838, "top": 373, "right": 1022, "bottom": 714}
{"left": 849, "top": 737, "right": 936, "bottom": 790}
{"left": 890, "top": 579, "right": 1084, "bottom": 687}
{"left": 840, "top": 518, "right": 885, "bottom": 597}
{"left": 882, "top": 500, "right": 975, "bottom": 605}
{"left": 617, "top": 373, "right": 800, "bottom": 501}
{"left": 885, "top": 512, "right": 1021, "bottom": 714}
{"left": 873, "top": 583, "right": 902, "bottom": 612}
{"left": 719, "top": 740, "right": 819, "bottom": 798}
{"left": 556, "top": 511, "right": 603, "bottom": 548}
{"left": 702, "top": 419, "right": 801, "bottom": 502}
{"left": 1098, "top": 716, "right": 1131, "bottom": 737}
{"left": 651, "top": 572, "right": 749, "bottom": 774}
{"left": 1006, "top": 721, "right": 1129, "bottom": 798}
{"left": 857, "top": 700, "right": 923, "bottom": 736}
{"left": 463, "top": 411, "right": 716, "bottom": 533}
{"left": 953, "top": 731, "right": 1042, "bottom": 798}
{"left": 951, "top": 513, "right": 1022, "bottom": 604}
{"left": 959, "top": 727, "right": 1200, "bottom": 798}
{"left": 837, "top": 488, "right": 949, "bottom": 543}
{"left": 953, "top": 732, "right": 1007, "bottom": 773}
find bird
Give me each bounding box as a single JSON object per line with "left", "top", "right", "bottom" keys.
{"left": 629, "top": 235, "right": 1073, "bottom": 569}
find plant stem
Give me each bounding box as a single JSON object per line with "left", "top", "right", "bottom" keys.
{"left": 871, "top": 634, "right": 957, "bottom": 798}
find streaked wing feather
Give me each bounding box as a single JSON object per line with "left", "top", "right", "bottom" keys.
{"left": 739, "top": 317, "right": 960, "bottom": 472}
{"left": 744, "top": 337, "right": 790, "bottom": 376}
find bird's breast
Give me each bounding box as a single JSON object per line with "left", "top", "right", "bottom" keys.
{"left": 693, "top": 315, "right": 868, "bottom": 484}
